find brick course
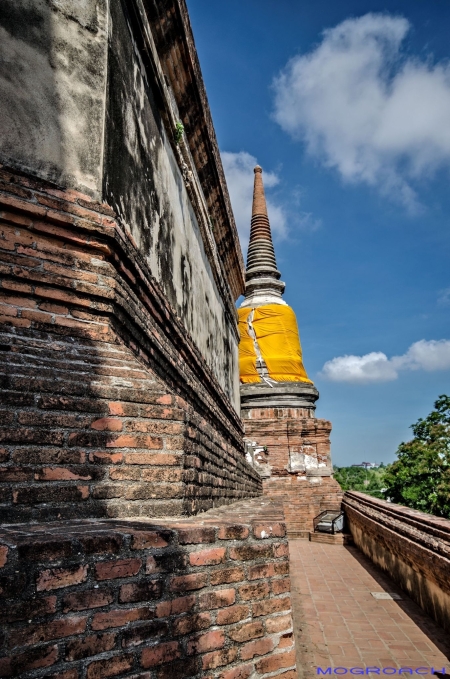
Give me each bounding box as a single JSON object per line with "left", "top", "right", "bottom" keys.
{"left": 0, "top": 498, "right": 297, "bottom": 678}
{"left": 0, "top": 172, "right": 261, "bottom": 523}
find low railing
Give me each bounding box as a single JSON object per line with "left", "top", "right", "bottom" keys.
{"left": 343, "top": 491, "right": 450, "bottom": 631}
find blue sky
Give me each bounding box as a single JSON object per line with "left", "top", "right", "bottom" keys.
{"left": 187, "top": 0, "right": 450, "bottom": 466}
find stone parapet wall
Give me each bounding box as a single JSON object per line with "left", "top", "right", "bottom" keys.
{"left": 0, "top": 172, "right": 261, "bottom": 523}
{"left": 343, "top": 491, "right": 450, "bottom": 631}
{"left": 0, "top": 498, "right": 297, "bottom": 679}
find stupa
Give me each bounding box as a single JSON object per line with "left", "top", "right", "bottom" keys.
{"left": 239, "top": 166, "right": 342, "bottom": 538}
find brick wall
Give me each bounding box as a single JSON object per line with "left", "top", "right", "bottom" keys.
{"left": 344, "top": 491, "right": 450, "bottom": 631}
{"left": 242, "top": 407, "right": 342, "bottom": 537}
{"left": 0, "top": 498, "right": 297, "bottom": 679}
{"left": 0, "top": 169, "right": 261, "bottom": 522}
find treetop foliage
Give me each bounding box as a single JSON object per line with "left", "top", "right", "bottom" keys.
{"left": 383, "top": 395, "right": 450, "bottom": 518}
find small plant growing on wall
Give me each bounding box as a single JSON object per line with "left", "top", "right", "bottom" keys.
{"left": 175, "top": 121, "right": 184, "bottom": 145}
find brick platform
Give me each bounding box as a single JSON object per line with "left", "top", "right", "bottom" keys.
{"left": 289, "top": 540, "right": 450, "bottom": 677}
{"left": 0, "top": 498, "right": 297, "bottom": 679}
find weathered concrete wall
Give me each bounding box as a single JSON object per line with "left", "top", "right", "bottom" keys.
{"left": 0, "top": 0, "right": 241, "bottom": 408}
{"left": 0, "top": 0, "right": 108, "bottom": 197}
{"left": 344, "top": 491, "right": 450, "bottom": 632}
{"left": 104, "top": 0, "right": 239, "bottom": 408}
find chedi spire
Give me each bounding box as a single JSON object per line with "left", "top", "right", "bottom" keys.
{"left": 241, "top": 166, "right": 285, "bottom": 307}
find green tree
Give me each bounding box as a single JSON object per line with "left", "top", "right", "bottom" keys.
{"left": 334, "top": 465, "right": 386, "bottom": 499}
{"left": 383, "top": 395, "right": 450, "bottom": 518}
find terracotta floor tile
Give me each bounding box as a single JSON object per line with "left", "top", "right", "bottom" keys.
{"left": 289, "top": 540, "right": 450, "bottom": 678}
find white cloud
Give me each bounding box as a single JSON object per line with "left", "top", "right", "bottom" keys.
{"left": 273, "top": 13, "right": 450, "bottom": 210}
{"left": 221, "top": 151, "right": 288, "bottom": 252}
{"left": 438, "top": 288, "right": 450, "bottom": 306}
{"left": 320, "top": 339, "right": 450, "bottom": 383}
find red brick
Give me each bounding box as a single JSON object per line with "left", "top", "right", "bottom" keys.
{"left": 10, "top": 644, "right": 58, "bottom": 673}
{"left": 86, "top": 653, "right": 134, "bottom": 679}
{"left": 65, "top": 633, "right": 116, "bottom": 661}
{"left": 172, "top": 612, "right": 211, "bottom": 636}
{"left": 253, "top": 523, "right": 286, "bottom": 539}
{"left": 156, "top": 658, "right": 197, "bottom": 679}
{"left": 122, "top": 620, "right": 168, "bottom": 648}
{"left": 216, "top": 605, "right": 249, "bottom": 626}
{"left": 190, "top": 547, "right": 226, "bottom": 566}
{"left": 119, "top": 580, "right": 162, "bottom": 603}
{"left": 0, "top": 545, "right": 8, "bottom": 567}
{"left": 202, "top": 648, "right": 237, "bottom": 671}
{"left": 273, "top": 542, "right": 289, "bottom": 558}
{"left": 0, "top": 467, "right": 32, "bottom": 481}
{"left": 141, "top": 468, "right": 183, "bottom": 482}
{"left": 238, "top": 581, "right": 270, "bottom": 601}
{"left": 211, "top": 567, "right": 245, "bottom": 585}
{"left": 62, "top": 589, "right": 114, "bottom": 613}
{"left": 265, "top": 614, "right": 292, "bottom": 634}
{"left": 218, "top": 525, "right": 250, "bottom": 540}
{"left": 95, "top": 558, "right": 141, "bottom": 580}
{"left": 91, "top": 418, "right": 123, "bottom": 431}
{"left": 187, "top": 630, "right": 225, "bottom": 655}
{"left": 5, "top": 596, "right": 57, "bottom": 623}
{"left": 229, "top": 544, "right": 272, "bottom": 561}
{"left": 91, "top": 607, "right": 151, "bottom": 630}
{"left": 89, "top": 452, "right": 123, "bottom": 464}
{"left": 124, "top": 453, "right": 180, "bottom": 465}
{"left": 141, "top": 641, "right": 180, "bottom": 668}
{"left": 39, "top": 302, "right": 69, "bottom": 314}
{"left": 170, "top": 572, "right": 208, "bottom": 592}
{"left": 108, "top": 402, "right": 125, "bottom": 415}
{"left": 240, "top": 637, "right": 274, "bottom": 660}
{"left": 272, "top": 577, "right": 291, "bottom": 595}
{"left": 79, "top": 534, "right": 123, "bottom": 555}
{"left": 253, "top": 596, "right": 291, "bottom": 617}
{"left": 131, "top": 531, "right": 170, "bottom": 549}
{"left": 107, "top": 435, "right": 162, "bottom": 448}
{"left": 177, "top": 527, "right": 216, "bottom": 544}
{"left": 198, "top": 588, "right": 236, "bottom": 609}
{"left": 255, "top": 649, "right": 296, "bottom": 674}
{"left": 37, "top": 564, "right": 88, "bottom": 591}
{"left": 248, "top": 563, "right": 275, "bottom": 580}
{"left": 278, "top": 632, "right": 294, "bottom": 648}
{"left": 109, "top": 467, "right": 141, "bottom": 481}
{"left": 35, "top": 467, "right": 91, "bottom": 481}
{"left": 45, "top": 670, "right": 78, "bottom": 679}
{"left": 156, "top": 595, "right": 196, "bottom": 619}
{"left": 8, "top": 615, "right": 87, "bottom": 649}
{"left": 274, "top": 561, "right": 290, "bottom": 576}
{"left": 228, "top": 621, "right": 264, "bottom": 643}
{"left": 217, "top": 664, "right": 253, "bottom": 679}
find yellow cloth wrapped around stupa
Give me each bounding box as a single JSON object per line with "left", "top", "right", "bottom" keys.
{"left": 238, "top": 304, "right": 312, "bottom": 384}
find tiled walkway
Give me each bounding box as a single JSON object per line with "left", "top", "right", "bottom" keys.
{"left": 289, "top": 540, "right": 450, "bottom": 678}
